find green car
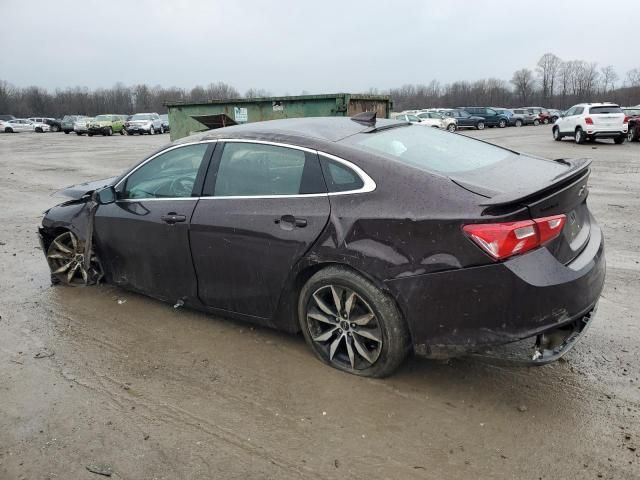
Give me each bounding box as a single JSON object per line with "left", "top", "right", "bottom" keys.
{"left": 87, "top": 114, "right": 126, "bottom": 136}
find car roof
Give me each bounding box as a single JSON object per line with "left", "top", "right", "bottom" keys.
{"left": 191, "top": 117, "right": 402, "bottom": 144}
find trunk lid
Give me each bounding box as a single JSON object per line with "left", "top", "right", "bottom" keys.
{"left": 451, "top": 156, "right": 592, "bottom": 264}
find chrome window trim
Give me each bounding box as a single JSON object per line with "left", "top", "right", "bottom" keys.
{"left": 318, "top": 152, "right": 377, "bottom": 196}
{"left": 113, "top": 139, "right": 218, "bottom": 192}
{"left": 199, "top": 139, "right": 377, "bottom": 199}
{"left": 112, "top": 138, "right": 376, "bottom": 202}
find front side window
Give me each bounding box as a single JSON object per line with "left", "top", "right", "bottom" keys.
{"left": 122, "top": 143, "right": 209, "bottom": 199}
{"left": 213, "top": 142, "right": 325, "bottom": 196}
{"left": 574, "top": 107, "right": 584, "bottom": 115}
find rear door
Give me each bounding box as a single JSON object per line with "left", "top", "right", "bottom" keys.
{"left": 190, "top": 140, "right": 330, "bottom": 319}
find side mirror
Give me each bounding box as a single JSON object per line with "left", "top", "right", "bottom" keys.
{"left": 95, "top": 186, "right": 116, "bottom": 205}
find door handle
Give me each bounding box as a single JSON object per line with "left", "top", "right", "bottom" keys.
{"left": 275, "top": 215, "right": 307, "bottom": 229}
{"left": 161, "top": 213, "right": 187, "bottom": 224}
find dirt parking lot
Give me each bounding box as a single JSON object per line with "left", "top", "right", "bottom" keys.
{"left": 0, "top": 126, "right": 638, "bottom": 480}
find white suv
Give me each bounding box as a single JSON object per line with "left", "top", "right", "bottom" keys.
{"left": 553, "top": 103, "right": 628, "bottom": 144}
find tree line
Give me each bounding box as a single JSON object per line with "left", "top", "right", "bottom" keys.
{"left": 1, "top": 53, "right": 639, "bottom": 118}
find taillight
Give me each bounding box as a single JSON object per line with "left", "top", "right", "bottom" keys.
{"left": 463, "top": 215, "right": 566, "bottom": 260}
{"left": 585, "top": 117, "right": 593, "bottom": 125}
{"left": 624, "top": 116, "right": 630, "bottom": 124}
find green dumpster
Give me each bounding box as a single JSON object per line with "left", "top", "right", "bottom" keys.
{"left": 165, "top": 93, "right": 392, "bottom": 141}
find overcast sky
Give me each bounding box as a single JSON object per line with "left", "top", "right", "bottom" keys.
{"left": 1, "top": 0, "right": 637, "bottom": 94}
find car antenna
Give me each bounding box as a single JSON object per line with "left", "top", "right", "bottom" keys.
{"left": 351, "top": 111, "right": 377, "bottom": 127}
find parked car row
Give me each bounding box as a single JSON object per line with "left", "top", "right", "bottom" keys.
{"left": 1, "top": 113, "right": 171, "bottom": 136}
{"left": 396, "top": 106, "right": 560, "bottom": 130}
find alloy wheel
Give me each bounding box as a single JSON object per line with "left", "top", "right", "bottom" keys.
{"left": 46, "top": 231, "right": 102, "bottom": 286}
{"left": 306, "top": 285, "right": 383, "bottom": 370}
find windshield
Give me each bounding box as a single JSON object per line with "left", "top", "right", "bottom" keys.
{"left": 345, "top": 124, "right": 512, "bottom": 174}
{"left": 132, "top": 114, "right": 153, "bottom": 121}
{"left": 94, "top": 115, "right": 111, "bottom": 121}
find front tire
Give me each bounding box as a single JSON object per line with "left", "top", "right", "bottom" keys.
{"left": 575, "top": 127, "right": 585, "bottom": 144}
{"left": 533, "top": 119, "right": 540, "bottom": 126}
{"left": 543, "top": 118, "right": 549, "bottom": 125}
{"left": 298, "top": 266, "right": 410, "bottom": 378}
{"left": 476, "top": 121, "right": 485, "bottom": 130}
{"left": 515, "top": 119, "right": 523, "bottom": 127}
{"left": 447, "top": 123, "right": 456, "bottom": 132}
{"left": 51, "top": 124, "right": 60, "bottom": 132}
{"left": 46, "top": 231, "right": 103, "bottom": 286}
{"left": 5, "top": 127, "right": 13, "bottom": 133}
{"left": 498, "top": 119, "right": 507, "bottom": 128}
{"left": 149, "top": 126, "right": 155, "bottom": 135}
{"left": 553, "top": 127, "right": 562, "bottom": 141}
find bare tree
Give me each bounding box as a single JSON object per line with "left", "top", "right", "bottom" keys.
{"left": 511, "top": 68, "right": 535, "bottom": 105}
{"left": 599, "top": 65, "right": 618, "bottom": 94}
{"left": 245, "top": 88, "right": 272, "bottom": 98}
{"left": 626, "top": 68, "right": 640, "bottom": 87}
{"left": 536, "top": 53, "right": 562, "bottom": 102}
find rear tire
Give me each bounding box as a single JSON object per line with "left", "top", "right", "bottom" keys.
{"left": 575, "top": 127, "right": 585, "bottom": 144}
{"left": 614, "top": 135, "right": 625, "bottom": 145}
{"left": 51, "top": 124, "right": 60, "bottom": 132}
{"left": 476, "top": 122, "right": 485, "bottom": 130}
{"left": 628, "top": 127, "right": 637, "bottom": 142}
{"left": 298, "top": 266, "right": 410, "bottom": 378}
{"left": 149, "top": 126, "right": 155, "bottom": 135}
{"left": 64, "top": 131, "right": 70, "bottom": 134}
{"left": 35, "top": 127, "right": 43, "bottom": 133}
{"left": 533, "top": 119, "right": 540, "bottom": 126}
{"left": 88, "top": 133, "right": 93, "bottom": 137}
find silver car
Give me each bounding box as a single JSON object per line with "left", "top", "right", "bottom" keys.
{"left": 125, "top": 112, "right": 164, "bottom": 135}
{"left": 74, "top": 117, "right": 93, "bottom": 136}
{"left": 2, "top": 118, "right": 50, "bottom": 133}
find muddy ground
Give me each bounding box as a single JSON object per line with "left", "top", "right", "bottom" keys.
{"left": 0, "top": 126, "right": 638, "bottom": 480}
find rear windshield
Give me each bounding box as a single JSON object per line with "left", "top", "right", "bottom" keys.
{"left": 345, "top": 125, "right": 512, "bottom": 174}
{"left": 589, "top": 106, "right": 622, "bottom": 114}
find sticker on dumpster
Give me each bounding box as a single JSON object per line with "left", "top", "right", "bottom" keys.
{"left": 234, "top": 107, "right": 248, "bottom": 123}
{"left": 272, "top": 101, "right": 284, "bottom": 112}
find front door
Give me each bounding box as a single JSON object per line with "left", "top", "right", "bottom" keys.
{"left": 189, "top": 140, "right": 330, "bottom": 319}
{"left": 94, "top": 142, "right": 214, "bottom": 302}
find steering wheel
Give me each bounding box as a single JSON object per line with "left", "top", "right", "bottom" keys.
{"left": 169, "top": 176, "right": 195, "bottom": 197}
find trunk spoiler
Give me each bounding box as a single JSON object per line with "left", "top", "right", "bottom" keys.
{"left": 478, "top": 158, "right": 592, "bottom": 207}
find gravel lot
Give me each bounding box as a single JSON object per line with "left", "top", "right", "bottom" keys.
{"left": 0, "top": 126, "right": 638, "bottom": 479}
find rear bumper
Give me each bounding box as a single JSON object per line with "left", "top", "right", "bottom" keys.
{"left": 586, "top": 130, "right": 627, "bottom": 138}
{"left": 385, "top": 222, "right": 605, "bottom": 360}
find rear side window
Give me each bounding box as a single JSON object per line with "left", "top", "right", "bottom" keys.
{"left": 346, "top": 125, "right": 512, "bottom": 174}
{"left": 320, "top": 158, "right": 364, "bottom": 192}
{"left": 589, "top": 106, "right": 623, "bottom": 114}
{"left": 213, "top": 142, "right": 325, "bottom": 196}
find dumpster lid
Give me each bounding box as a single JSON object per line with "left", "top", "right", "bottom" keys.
{"left": 192, "top": 114, "right": 237, "bottom": 130}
